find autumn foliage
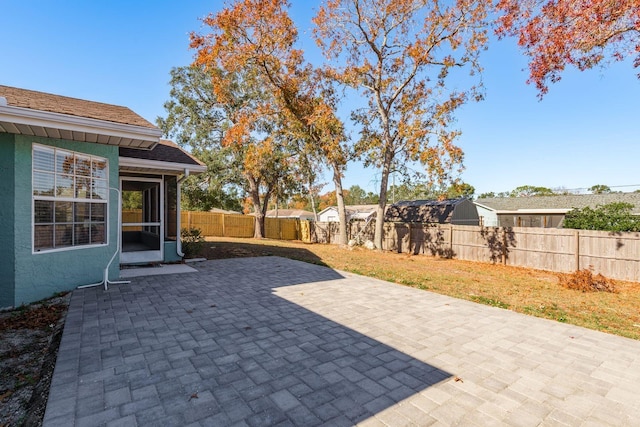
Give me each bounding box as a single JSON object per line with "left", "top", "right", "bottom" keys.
{"left": 313, "top": 0, "right": 489, "bottom": 249}
{"left": 190, "top": 0, "right": 350, "bottom": 242}
{"left": 496, "top": 0, "right": 640, "bottom": 96}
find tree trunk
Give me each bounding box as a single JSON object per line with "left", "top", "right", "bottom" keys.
{"left": 332, "top": 162, "right": 348, "bottom": 246}
{"left": 253, "top": 210, "right": 265, "bottom": 239}
{"left": 309, "top": 192, "right": 318, "bottom": 221}
{"left": 248, "top": 176, "right": 265, "bottom": 239}
{"left": 374, "top": 159, "right": 391, "bottom": 250}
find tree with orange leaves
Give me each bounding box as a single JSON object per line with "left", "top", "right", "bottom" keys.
{"left": 496, "top": 0, "right": 640, "bottom": 97}
{"left": 159, "top": 63, "right": 296, "bottom": 238}
{"left": 313, "top": 0, "right": 489, "bottom": 249}
{"left": 190, "top": 0, "right": 352, "bottom": 245}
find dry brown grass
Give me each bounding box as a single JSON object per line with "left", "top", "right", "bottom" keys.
{"left": 199, "top": 237, "right": 640, "bottom": 340}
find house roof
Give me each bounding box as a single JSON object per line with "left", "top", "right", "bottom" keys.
{"left": 119, "top": 140, "right": 207, "bottom": 175}
{"left": 264, "top": 209, "right": 315, "bottom": 219}
{"left": 0, "top": 85, "right": 161, "bottom": 149}
{"left": 210, "top": 208, "right": 242, "bottom": 215}
{"left": 120, "top": 140, "right": 205, "bottom": 166}
{"left": 318, "top": 204, "right": 378, "bottom": 220}
{"left": 0, "top": 85, "right": 155, "bottom": 128}
{"left": 385, "top": 199, "right": 467, "bottom": 223}
{"left": 475, "top": 193, "right": 640, "bottom": 215}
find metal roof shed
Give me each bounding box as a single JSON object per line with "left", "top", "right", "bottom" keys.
{"left": 385, "top": 198, "right": 479, "bottom": 225}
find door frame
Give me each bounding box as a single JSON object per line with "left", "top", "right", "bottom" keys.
{"left": 119, "top": 176, "right": 164, "bottom": 264}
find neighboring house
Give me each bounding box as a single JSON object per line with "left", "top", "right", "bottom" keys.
{"left": 317, "top": 204, "right": 378, "bottom": 222}
{"left": 474, "top": 193, "right": 640, "bottom": 228}
{"left": 0, "top": 85, "right": 206, "bottom": 308}
{"left": 264, "top": 209, "right": 315, "bottom": 220}
{"left": 210, "top": 207, "right": 242, "bottom": 215}
{"left": 385, "top": 199, "right": 480, "bottom": 226}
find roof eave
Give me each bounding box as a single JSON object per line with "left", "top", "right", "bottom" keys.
{"left": 119, "top": 156, "right": 207, "bottom": 175}
{"left": 496, "top": 209, "right": 572, "bottom": 214}
{"left": 0, "top": 104, "right": 161, "bottom": 149}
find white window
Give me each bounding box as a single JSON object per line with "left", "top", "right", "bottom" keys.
{"left": 32, "top": 144, "right": 108, "bottom": 252}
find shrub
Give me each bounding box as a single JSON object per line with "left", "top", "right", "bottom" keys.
{"left": 558, "top": 269, "right": 617, "bottom": 293}
{"left": 563, "top": 202, "right": 640, "bottom": 232}
{"left": 181, "top": 227, "right": 204, "bottom": 258}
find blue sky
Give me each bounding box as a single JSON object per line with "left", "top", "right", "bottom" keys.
{"left": 2, "top": 1, "right": 639, "bottom": 197}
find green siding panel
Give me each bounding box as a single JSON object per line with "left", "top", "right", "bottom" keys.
{"left": 0, "top": 134, "right": 16, "bottom": 308}
{"left": 12, "top": 135, "right": 120, "bottom": 306}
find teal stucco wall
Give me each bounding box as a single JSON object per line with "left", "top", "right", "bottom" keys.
{"left": 164, "top": 241, "right": 181, "bottom": 263}
{"left": 11, "top": 135, "right": 120, "bottom": 306}
{"left": 0, "top": 134, "right": 16, "bottom": 308}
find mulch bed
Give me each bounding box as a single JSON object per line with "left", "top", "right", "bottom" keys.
{"left": 0, "top": 295, "right": 69, "bottom": 427}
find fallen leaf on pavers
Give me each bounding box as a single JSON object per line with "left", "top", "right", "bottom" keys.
{"left": 0, "top": 390, "right": 13, "bottom": 401}
{"left": 186, "top": 309, "right": 193, "bottom": 314}
{"left": 210, "top": 304, "right": 217, "bottom": 308}
{"left": 189, "top": 392, "right": 198, "bottom": 400}
{"left": 454, "top": 376, "right": 463, "bottom": 383}
{"left": 244, "top": 326, "right": 252, "bottom": 330}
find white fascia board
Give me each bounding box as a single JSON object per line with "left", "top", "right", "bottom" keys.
{"left": 473, "top": 202, "right": 496, "bottom": 211}
{"left": 496, "top": 209, "right": 571, "bottom": 214}
{"left": 0, "top": 104, "right": 162, "bottom": 146}
{"left": 119, "top": 156, "right": 207, "bottom": 174}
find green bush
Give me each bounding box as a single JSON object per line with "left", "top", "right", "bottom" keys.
{"left": 563, "top": 202, "right": 640, "bottom": 232}
{"left": 181, "top": 227, "right": 204, "bottom": 258}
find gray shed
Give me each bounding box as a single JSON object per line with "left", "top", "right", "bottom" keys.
{"left": 385, "top": 198, "right": 479, "bottom": 225}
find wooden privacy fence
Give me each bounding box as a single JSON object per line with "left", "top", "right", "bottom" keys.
{"left": 178, "top": 211, "right": 640, "bottom": 282}
{"left": 121, "top": 210, "right": 142, "bottom": 231}
{"left": 265, "top": 218, "right": 302, "bottom": 240}
{"left": 181, "top": 211, "right": 254, "bottom": 238}
{"left": 358, "top": 222, "right": 640, "bottom": 282}
{"left": 180, "top": 211, "right": 305, "bottom": 240}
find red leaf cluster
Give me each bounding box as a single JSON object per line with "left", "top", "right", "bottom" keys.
{"left": 496, "top": 0, "right": 640, "bottom": 96}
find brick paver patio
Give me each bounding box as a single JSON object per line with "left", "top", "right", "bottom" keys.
{"left": 44, "top": 257, "right": 640, "bottom": 426}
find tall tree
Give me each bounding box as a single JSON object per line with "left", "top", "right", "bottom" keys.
{"left": 509, "top": 185, "right": 555, "bottom": 197}
{"left": 496, "top": 0, "right": 640, "bottom": 96}
{"left": 446, "top": 181, "right": 475, "bottom": 198}
{"left": 589, "top": 184, "right": 612, "bottom": 194}
{"left": 158, "top": 65, "right": 292, "bottom": 237}
{"left": 190, "top": 0, "right": 351, "bottom": 244}
{"left": 314, "top": 0, "right": 489, "bottom": 249}
{"left": 157, "top": 66, "right": 244, "bottom": 212}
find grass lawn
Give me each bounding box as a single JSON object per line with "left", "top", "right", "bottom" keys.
{"left": 197, "top": 236, "right": 640, "bottom": 340}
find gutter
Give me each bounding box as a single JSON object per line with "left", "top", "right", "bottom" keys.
{"left": 176, "top": 169, "right": 190, "bottom": 257}
{"left": 0, "top": 104, "right": 162, "bottom": 149}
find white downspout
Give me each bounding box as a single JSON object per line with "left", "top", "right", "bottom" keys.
{"left": 176, "top": 169, "right": 190, "bottom": 257}
{"left": 78, "top": 187, "right": 130, "bottom": 290}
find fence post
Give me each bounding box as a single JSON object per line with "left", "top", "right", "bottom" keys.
{"left": 449, "top": 225, "right": 454, "bottom": 256}
{"left": 501, "top": 227, "right": 507, "bottom": 265}
{"left": 575, "top": 230, "right": 580, "bottom": 271}
{"left": 187, "top": 211, "right": 192, "bottom": 230}
{"left": 222, "top": 213, "right": 226, "bottom": 237}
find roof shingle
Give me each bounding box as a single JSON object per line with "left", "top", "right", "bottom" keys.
{"left": 0, "top": 85, "right": 156, "bottom": 129}
{"left": 119, "top": 140, "right": 205, "bottom": 167}
{"left": 475, "top": 193, "right": 640, "bottom": 215}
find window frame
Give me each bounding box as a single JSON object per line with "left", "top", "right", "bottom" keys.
{"left": 32, "top": 143, "right": 109, "bottom": 254}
